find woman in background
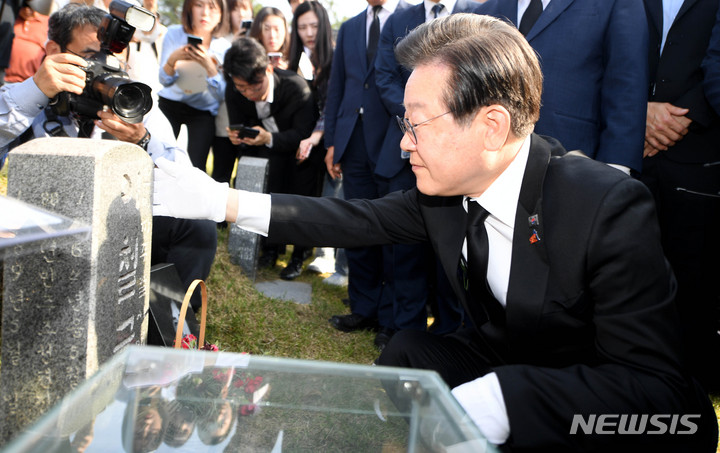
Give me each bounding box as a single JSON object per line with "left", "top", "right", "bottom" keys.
{"left": 228, "top": 0, "right": 253, "bottom": 39}
{"left": 158, "top": 0, "right": 230, "bottom": 171}
{"left": 211, "top": 0, "right": 253, "bottom": 189}
{"left": 280, "top": 1, "right": 343, "bottom": 282}
{"left": 249, "top": 7, "right": 289, "bottom": 69}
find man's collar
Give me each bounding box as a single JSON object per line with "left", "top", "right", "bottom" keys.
{"left": 424, "top": 0, "right": 457, "bottom": 15}
{"left": 264, "top": 72, "right": 275, "bottom": 104}
{"left": 468, "top": 135, "right": 531, "bottom": 228}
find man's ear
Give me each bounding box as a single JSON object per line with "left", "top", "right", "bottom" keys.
{"left": 478, "top": 105, "right": 511, "bottom": 151}
{"left": 45, "top": 40, "right": 62, "bottom": 56}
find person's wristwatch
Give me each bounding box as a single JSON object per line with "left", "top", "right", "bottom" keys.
{"left": 136, "top": 129, "right": 151, "bottom": 151}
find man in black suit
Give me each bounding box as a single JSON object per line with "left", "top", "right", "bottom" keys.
{"left": 223, "top": 37, "right": 316, "bottom": 277}
{"left": 642, "top": 0, "right": 720, "bottom": 392}
{"left": 154, "top": 14, "right": 717, "bottom": 451}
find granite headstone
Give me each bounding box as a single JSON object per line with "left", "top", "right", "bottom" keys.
{"left": 227, "top": 156, "right": 269, "bottom": 281}
{"left": 1, "top": 137, "right": 153, "bottom": 442}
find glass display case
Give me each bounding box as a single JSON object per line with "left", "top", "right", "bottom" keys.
{"left": 0, "top": 195, "right": 90, "bottom": 256}
{"left": 2, "top": 346, "right": 497, "bottom": 452}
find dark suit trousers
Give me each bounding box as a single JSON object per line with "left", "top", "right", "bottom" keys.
{"left": 641, "top": 154, "right": 720, "bottom": 391}
{"left": 341, "top": 119, "right": 394, "bottom": 326}
{"left": 158, "top": 97, "right": 216, "bottom": 172}
{"left": 377, "top": 328, "right": 494, "bottom": 388}
{"left": 151, "top": 216, "right": 217, "bottom": 310}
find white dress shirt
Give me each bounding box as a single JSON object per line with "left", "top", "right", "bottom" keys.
{"left": 254, "top": 73, "right": 278, "bottom": 147}
{"left": 661, "top": 0, "right": 685, "bottom": 55}
{"left": 424, "top": 0, "right": 455, "bottom": 22}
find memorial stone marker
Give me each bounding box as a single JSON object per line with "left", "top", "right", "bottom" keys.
{"left": 1, "top": 138, "right": 153, "bottom": 442}
{"left": 228, "top": 156, "right": 269, "bottom": 281}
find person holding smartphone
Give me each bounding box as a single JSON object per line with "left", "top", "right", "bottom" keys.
{"left": 158, "top": 0, "right": 230, "bottom": 172}
{"left": 223, "top": 37, "right": 316, "bottom": 276}
{"left": 249, "top": 7, "right": 289, "bottom": 70}
{"left": 211, "top": 0, "right": 254, "bottom": 189}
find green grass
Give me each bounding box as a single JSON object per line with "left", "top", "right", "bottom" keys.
{"left": 204, "top": 229, "right": 377, "bottom": 365}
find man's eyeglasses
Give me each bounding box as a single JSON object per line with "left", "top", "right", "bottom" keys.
{"left": 233, "top": 81, "right": 264, "bottom": 95}
{"left": 396, "top": 111, "right": 451, "bottom": 144}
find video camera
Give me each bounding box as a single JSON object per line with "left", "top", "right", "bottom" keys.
{"left": 50, "top": 0, "right": 155, "bottom": 124}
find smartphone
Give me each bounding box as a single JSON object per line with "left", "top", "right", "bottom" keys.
{"left": 228, "top": 124, "right": 260, "bottom": 139}
{"left": 240, "top": 19, "right": 253, "bottom": 35}
{"left": 187, "top": 35, "right": 203, "bottom": 48}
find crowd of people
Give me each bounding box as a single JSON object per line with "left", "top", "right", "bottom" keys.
{"left": 1, "top": 0, "right": 720, "bottom": 450}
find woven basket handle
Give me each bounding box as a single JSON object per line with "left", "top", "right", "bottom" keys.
{"left": 174, "top": 279, "right": 207, "bottom": 349}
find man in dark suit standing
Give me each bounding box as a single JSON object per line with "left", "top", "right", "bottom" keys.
{"left": 323, "top": 0, "right": 411, "bottom": 350}
{"left": 223, "top": 37, "right": 316, "bottom": 275}
{"left": 153, "top": 14, "right": 717, "bottom": 451}
{"left": 476, "top": 0, "right": 648, "bottom": 175}
{"left": 369, "top": 0, "right": 480, "bottom": 346}
{"left": 642, "top": 0, "right": 720, "bottom": 392}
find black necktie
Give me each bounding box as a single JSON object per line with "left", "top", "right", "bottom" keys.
{"left": 519, "top": 0, "right": 543, "bottom": 36}
{"left": 465, "top": 201, "right": 504, "bottom": 325}
{"left": 367, "top": 5, "right": 381, "bottom": 65}
{"left": 431, "top": 3, "right": 445, "bottom": 19}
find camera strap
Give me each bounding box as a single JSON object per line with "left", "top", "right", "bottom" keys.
{"left": 42, "top": 107, "right": 69, "bottom": 138}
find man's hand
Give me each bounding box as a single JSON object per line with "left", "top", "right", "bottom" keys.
{"left": 95, "top": 109, "right": 146, "bottom": 143}
{"left": 645, "top": 102, "right": 691, "bottom": 152}
{"left": 296, "top": 138, "right": 313, "bottom": 163}
{"left": 33, "top": 53, "right": 88, "bottom": 98}
{"left": 228, "top": 126, "right": 270, "bottom": 147}
{"left": 153, "top": 157, "right": 229, "bottom": 222}
{"left": 325, "top": 145, "right": 341, "bottom": 179}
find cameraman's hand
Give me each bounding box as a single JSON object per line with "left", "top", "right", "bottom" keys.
{"left": 153, "top": 157, "right": 230, "bottom": 222}
{"left": 33, "top": 53, "right": 88, "bottom": 98}
{"left": 95, "top": 109, "right": 146, "bottom": 143}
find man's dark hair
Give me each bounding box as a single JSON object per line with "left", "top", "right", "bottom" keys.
{"left": 48, "top": 3, "right": 104, "bottom": 50}
{"left": 395, "top": 14, "right": 542, "bottom": 137}
{"left": 223, "top": 36, "right": 269, "bottom": 85}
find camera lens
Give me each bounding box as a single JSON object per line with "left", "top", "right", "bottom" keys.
{"left": 102, "top": 80, "right": 153, "bottom": 124}
{"left": 114, "top": 84, "right": 146, "bottom": 115}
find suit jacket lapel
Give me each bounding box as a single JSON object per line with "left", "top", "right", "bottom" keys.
{"left": 675, "top": 0, "right": 699, "bottom": 24}
{"left": 505, "top": 134, "right": 551, "bottom": 349}
{"left": 354, "top": 11, "right": 370, "bottom": 75}
{"left": 644, "top": 0, "right": 663, "bottom": 38}
{"left": 525, "top": 0, "right": 574, "bottom": 41}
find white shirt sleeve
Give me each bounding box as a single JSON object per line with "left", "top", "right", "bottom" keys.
{"left": 234, "top": 190, "right": 272, "bottom": 236}
{"left": 451, "top": 372, "right": 511, "bottom": 445}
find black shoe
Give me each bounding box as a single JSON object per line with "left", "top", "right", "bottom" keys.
{"left": 374, "top": 327, "right": 395, "bottom": 352}
{"left": 329, "top": 313, "right": 378, "bottom": 332}
{"left": 280, "top": 258, "right": 303, "bottom": 280}
{"left": 258, "top": 251, "right": 278, "bottom": 269}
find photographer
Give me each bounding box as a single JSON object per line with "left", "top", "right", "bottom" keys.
{"left": 0, "top": 2, "right": 217, "bottom": 310}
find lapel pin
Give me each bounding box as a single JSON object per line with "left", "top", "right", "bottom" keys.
{"left": 528, "top": 214, "right": 541, "bottom": 244}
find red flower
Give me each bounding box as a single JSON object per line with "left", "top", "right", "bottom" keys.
{"left": 240, "top": 404, "right": 257, "bottom": 416}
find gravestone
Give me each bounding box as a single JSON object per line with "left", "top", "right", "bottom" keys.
{"left": 228, "top": 156, "right": 269, "bottom": 281}
{"left": 1, "top": 137, "right": 153, "bottom": 442}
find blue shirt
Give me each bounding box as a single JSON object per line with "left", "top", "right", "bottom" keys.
{"left": 158, "top": 25, "right": 231, "bottom": 115}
